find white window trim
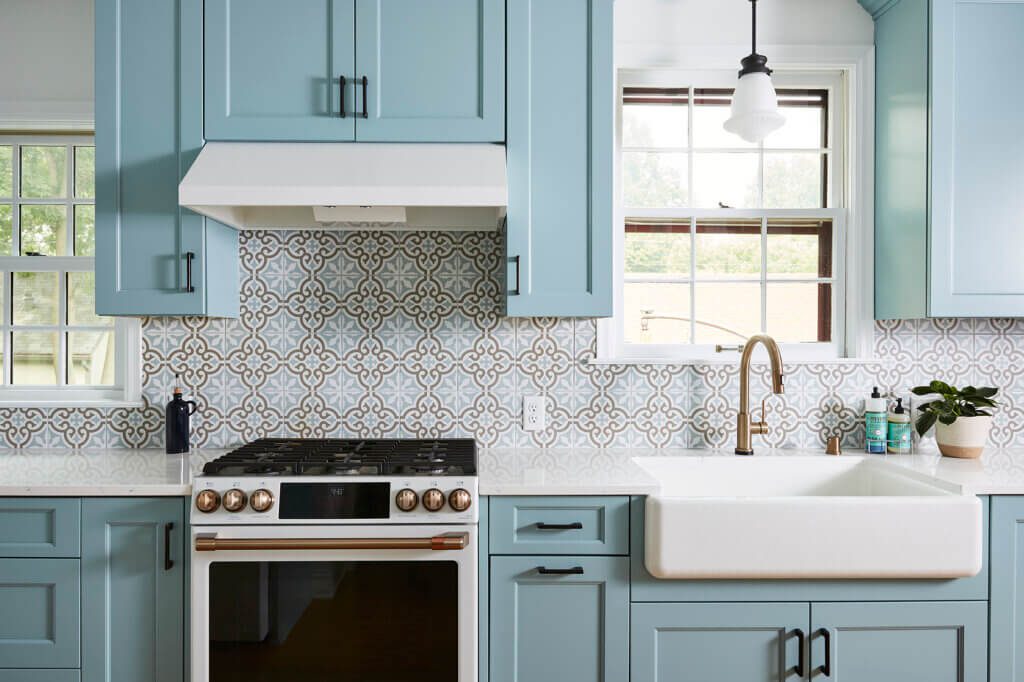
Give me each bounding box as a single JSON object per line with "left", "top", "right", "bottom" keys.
{"left": 0, "top": 134, "right": 142, "bottom": 407}
{"left": 598, "top": 44, "right": 875, "bottom": 365}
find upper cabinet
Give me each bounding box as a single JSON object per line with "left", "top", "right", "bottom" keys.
{"left": 95, "top": 0, "right": 239, "bottom": 317}
{"left": 870, "top": 0, "right": 1024, "bottom": 318}
{"left": 204, "top": 0, "right": 505, "bottom": 143}
{"left": 504, "top": 0, "right": 614, "bottom": 317}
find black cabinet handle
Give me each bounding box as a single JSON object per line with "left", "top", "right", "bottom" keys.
{"left": 339, "top": 75, "right": 347, "bottom": 118}
{"left": 184, "top": 252, "right": 195, "bottom": 293}
{"left": 536, "top": 522, "right": 583, "bottom": 530}
{"left": 509, "top": 255, "right": 521, "bottom": 296}
{"left": 814, "top": 628, "right": 831, "bottom": 677}
{"left": 791, "top": 628, "right": 806, "bottom": 678}
{"left": 361, "top": 76, "right": 368, "bottom": 118}
{"left": 164, "top": 522, "right": 174, "bottom": 571}
{"left": 537, "top": 566, "right": 584, "bottom": 575}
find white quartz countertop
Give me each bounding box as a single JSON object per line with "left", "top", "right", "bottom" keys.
{"left": 0, "top": 446, "right": 1023, "bottom": 497}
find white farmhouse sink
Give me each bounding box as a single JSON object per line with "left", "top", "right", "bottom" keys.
{"left": 637, "top": 456, "right": 982, "bottom": 579}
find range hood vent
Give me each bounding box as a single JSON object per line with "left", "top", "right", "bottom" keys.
{"left": 179, "top": 142, "right": 507, "bottom": 231}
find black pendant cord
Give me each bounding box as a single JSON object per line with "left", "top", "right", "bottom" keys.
{"left": 738, "top": 0, "right": 772, "bottom": 77}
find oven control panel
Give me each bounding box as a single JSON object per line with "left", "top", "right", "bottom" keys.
{"left": 190, "top": 476, "right": 478, "bottom": 525}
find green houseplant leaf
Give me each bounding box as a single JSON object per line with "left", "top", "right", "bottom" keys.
{"left": 910, "top": 381, "right": 1000, "bottom": 437}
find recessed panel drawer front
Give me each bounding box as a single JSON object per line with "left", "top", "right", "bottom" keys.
{"left": 0, "top": 559, "right": 81, "bottom": 669}
{"left": 0, "top": 671, "right": 81, "bottom": 682}
{"left": 490, "top": 496, "right": 628, "bottom": 555}
{"left": 0, "top": 499, "right": 81, "bottom": 558}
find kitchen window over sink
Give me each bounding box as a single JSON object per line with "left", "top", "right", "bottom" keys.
{"left": 0, "top": 135, "right": 140, "bottom": 406}
{"left": 599, "top": 69, "right": 864, "bottom": 363}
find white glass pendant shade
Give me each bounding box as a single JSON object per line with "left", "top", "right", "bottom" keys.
{"left": 723, "top": 71, "right": 785, "bottom": 144}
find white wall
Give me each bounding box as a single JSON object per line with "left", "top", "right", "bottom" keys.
{"left": 616, "top": 0, "right": 873, "bottom": 66}
{"left": 0, "top": 0, "right": 93, "bottom": 128}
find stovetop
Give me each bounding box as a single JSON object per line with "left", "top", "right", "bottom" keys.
{"left": 201, "top": 438, "right": 477, "bottom": 477}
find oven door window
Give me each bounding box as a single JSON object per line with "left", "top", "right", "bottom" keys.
{"left": 209, "top": 561, "right": 458, "bottom": 682}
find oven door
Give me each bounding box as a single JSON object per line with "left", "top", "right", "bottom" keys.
{"left": 191, "top": 524, "right": 477, "bottom": 682}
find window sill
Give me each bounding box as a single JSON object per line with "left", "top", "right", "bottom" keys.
{"left": 586, "top": 356, "right": 889, "bottom": 367}
{"left": 0, "top": 399, "right": 145, "bottom": 409}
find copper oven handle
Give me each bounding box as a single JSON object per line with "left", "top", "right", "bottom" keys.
{"left": 194, "top": 532, "right": 469, "bottom": 552}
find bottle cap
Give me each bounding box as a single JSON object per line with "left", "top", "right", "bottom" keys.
{"left": 871, "top": 386, "right": 881, "bottom": 398}
{"left": 173, "top": 374, "right": 182, "bottom": 396}
{"left": 894, "top": 397, "right": 905, "bottom": 414}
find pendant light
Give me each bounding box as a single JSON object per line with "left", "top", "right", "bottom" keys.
{"left": 723, "top": 0, "right": 785, "bottom": 143}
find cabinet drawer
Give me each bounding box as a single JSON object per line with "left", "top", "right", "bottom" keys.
{"left": 0, "top": 672, "right": 80, "bottom": 682}
{"left": 490, "top": 496, "right": 628, "bottom": 555}
{"left": 0, "top": 499, "right": 80, "bottom": 558}
{"left": 0, "top": 559, "right": 80, "bottom": 668}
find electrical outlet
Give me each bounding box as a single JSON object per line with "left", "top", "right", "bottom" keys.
{"left": 523, "top": 396, "right": 547, "bottom": 432}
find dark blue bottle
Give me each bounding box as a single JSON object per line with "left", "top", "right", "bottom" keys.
{"left": 166, "top": 377, "right": 198, "bottom": 454}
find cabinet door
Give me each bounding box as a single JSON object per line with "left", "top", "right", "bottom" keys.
{"left": 631, "top": 602, "right": 807, "bottom": 682}
{"left": 991, "top": 497, "right": 1024, "bottom": 681}
{"left": 490, "top": 556, "right": 628, "bottom": 682}
{"left": 95, "top": 0, "right": 239, "bottom": 317}
{"left": 0, "top": 559, "right": 80, "bottom": 668}
{"left": 205, "top": 0, "right": 356, "bottom": 141}
{"left": 81, "top": 499, "right": 185, "bottom": 682}
{"left": 354, "top": 0, "right": 504, "bottom": 141}
{"left": 505, "top": 0, "right": 613, "bottom": 317}
{"left": 811, "top": 601, "right": 987, "bottom": 682}
{"left": 930, "top": 0, "right": 1024, "bottom": 316}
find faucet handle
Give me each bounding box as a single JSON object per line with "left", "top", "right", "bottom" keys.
{"left": 751, "top": 398, "right": 771, "bottom": 436}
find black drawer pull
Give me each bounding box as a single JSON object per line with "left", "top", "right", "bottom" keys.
{"left": 361, "top": 76, "right": 368, "bottom": 118}
{"left": 536, "top": 522, "right": 583, "bottom": 530}
{"left": 509, "top": 255, "right": 521, "bottom": 295}
{"left": 339, "top": 75, "right": 347, "bottom": 118}
{"left": 537, "top": 566, "right": 584, "bottom": 575}
{"left": 164, "top": 522, "right": 174, "bottom": 571}
{"left": 184, "top": 252, "right": 195, "bottom": 293}
{"left": 814, "top": 627, "right": 831, "bottom": 677}
{"left": 791, "top": 628, "right": 805, "bottom": 678}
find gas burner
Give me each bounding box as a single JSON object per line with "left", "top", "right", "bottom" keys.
{"left": 201, "top": 438, "right": 477, "bottom": 477}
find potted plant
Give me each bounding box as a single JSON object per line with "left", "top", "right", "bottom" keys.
{"left": 911, "top": 381, "right": 999, "bottom": 459}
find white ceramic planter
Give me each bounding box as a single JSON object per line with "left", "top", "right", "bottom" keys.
{"left": 936, "top": 416, "right": 993, "bottom": 459}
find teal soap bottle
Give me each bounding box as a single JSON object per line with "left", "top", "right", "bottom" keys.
{"left": 865, "top": 387, "right": 887, "bottom": 454}
{"left": 887, "top": 398, "right": 912, "bottom": 454}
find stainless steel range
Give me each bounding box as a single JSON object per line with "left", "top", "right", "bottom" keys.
{"left": 190, "top": 438, "right": 479, "bottom": 682}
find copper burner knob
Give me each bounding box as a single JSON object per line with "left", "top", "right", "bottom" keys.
{"left": 195, "top": 489, "right": 220, "bottom": 513}
{"left": 395, "top": 488, "right": 419, "bottom": 512}
{"left": 448, "top": 488, "right": 472, "bottom": 512}
{"left": 250, "top": 489, "right": 274, "bottom": 513}
{"left": 422, "top": 488, "right": 445, "bottom": 512}
{"left": 223, "top": 488, "right": 248, "bottom": 513}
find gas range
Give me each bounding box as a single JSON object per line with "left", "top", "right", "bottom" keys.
{"left": 191, "top": 438, "right": 479, "bottom": 525}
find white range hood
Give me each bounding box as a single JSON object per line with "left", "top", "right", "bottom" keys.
{"left": 178, "top": 142, "right": 507, "bottom": 230}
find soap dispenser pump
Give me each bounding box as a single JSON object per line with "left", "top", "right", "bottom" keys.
{"left": 166, "top": 375, "right": 198, "bottom": 454}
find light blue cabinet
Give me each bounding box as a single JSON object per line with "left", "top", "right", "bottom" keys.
{"left": 489, "top": 555, "right": 628, "bottom": 682}
{"left": 0, "top": 559, "right": 81, "bottom": 669}
{"left": 204, "top": 0, "right": 356, "bottom": 141}
{"left": 489, "top": 496, "right": 629, "bottom": 556}
{"left": 95, "top": 0, "right": 238, "bottom": 317}
{"left": 81, "top": 498, "right": 185, "bottom": 682}
{"left": 990, "top": 497, "right": 1024, "bottom": 681}
{"left": 631, "top": 602, "right": 807, "bottom": 682}
{"left": 869, "top": 0, "right": 1024, "bottom": 318}
{"left": 811, "top": 601, "right": 988, "bottom": 681}
{"left": 504, "top": 0, "right": 613, "bottom": 317}
{"left": 204, "top": 0, "right": 503, "bottom": 142}
{"left": 0, "top": 499, "right": 80, "bottom": 558}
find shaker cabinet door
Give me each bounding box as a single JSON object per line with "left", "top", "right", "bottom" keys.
{"left": 354, "top": 0, "right": 504, "bottom": 141}
{"left": 204, "top": 0, "right": 357, "bottom": 141}
{"left": 81, "top": 499, "right": 185, "bottom": 682}
{"left": 504, "top": 0, "right": 613, "bottom": 317}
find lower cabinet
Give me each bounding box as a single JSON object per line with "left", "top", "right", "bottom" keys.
{"left": 489, "top": 555, "right": 628, "bottom": 682}
{"left": 630, "top": 600, "right": 987, "bottom": 682}
{"left": 0, "top": 559, "right": 81, "bottom": 669}
{"left": 81, "top": 499, "right": 185, "bottom": 682}
{"left": 811, "top": 601, "right": 987, "bottom": 682}
{"left": 991, "top": 496, "right": 1024, "bottom": 681}
{"left": 631, "top": 602, "right": 806, "bottom": 682}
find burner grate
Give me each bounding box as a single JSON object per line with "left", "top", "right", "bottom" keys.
{"left": 201, "top": 438, "right": 477, "bottom": 477}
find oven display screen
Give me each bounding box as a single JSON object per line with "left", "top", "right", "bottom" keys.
{"left": 278, "top": 483, "right": 391, "bottom": 519}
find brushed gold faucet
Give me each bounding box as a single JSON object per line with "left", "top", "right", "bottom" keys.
{"left": 733, "top": 334, "right": 785, "bottom": 455}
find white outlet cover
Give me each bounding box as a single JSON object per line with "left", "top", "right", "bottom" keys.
{"left": 523, "top": 396, "right": 547, "bottom": 431}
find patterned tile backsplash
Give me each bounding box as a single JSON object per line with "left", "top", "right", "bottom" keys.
{"left": 3, "top": 229, "right": 1024, "bottom": 450}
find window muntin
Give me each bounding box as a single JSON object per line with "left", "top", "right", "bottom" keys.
{"left": 0, "top": 135, "right": 134, "bottom": 401}
{"left": 616, "top": 75, "right": 845, "bottom": 360}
